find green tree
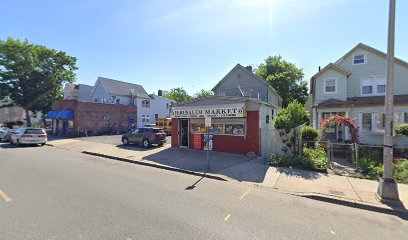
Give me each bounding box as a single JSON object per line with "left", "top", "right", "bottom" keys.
{"left": 163, "top": 87, "right": 192, "bottom": 102}
{"left": 0, "top": 38, "right": 78, "bottom": 126}
{"left": 255, "top": 55, "right": 307, "bottom": 107}
{"left": 193, "top": 89, "right": 213, "bottom": 98}
{"left": 274, "top": 100, "right": 309, "bottom": 155}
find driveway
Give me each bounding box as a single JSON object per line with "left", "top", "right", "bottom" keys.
{"left": 74, "top": 134, "right": 172, "bottom": 146}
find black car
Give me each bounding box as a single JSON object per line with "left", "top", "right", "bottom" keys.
{"left": 122, "top": 127, "right": 166, "bottom": 148}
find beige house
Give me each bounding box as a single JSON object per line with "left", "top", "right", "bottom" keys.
{"left": 310, "top": 43, "right": 408, "bottom": 145}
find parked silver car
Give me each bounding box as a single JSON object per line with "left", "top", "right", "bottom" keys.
{"left": 0, "top": 128, "right": 10, "bottom": 142}
{"left": 10, "top": 128, "right": 48, "bottom": 146}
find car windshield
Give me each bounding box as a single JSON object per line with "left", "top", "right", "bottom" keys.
{"left": 153, "top": 129, "right": 164, "bottom": 133}
{"left": 25, "top": 129, "right": 45, "bottom": 134}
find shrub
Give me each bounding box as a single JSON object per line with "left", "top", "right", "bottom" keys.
{"left": 358, "top": 146, "right": 383, "bottom": 164}
{"left": 393, "top": 161, "right": 408, "bottom": 184}
{"left": 303, "top": 147, "right": 328, "bottom": 171}
{"left": 396, "top": 123, "right": 408, "bottom": 137}
{"left": 301, "top": 126, "right": 319, "bottom": 142}
{"left": 270, "top": 147, "right": 328, "bottom": 172}
{"left": 356, "top": 157, "right": 383, "bottom": 178}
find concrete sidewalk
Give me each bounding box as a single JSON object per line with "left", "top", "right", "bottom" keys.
{"left": 261, "top": 167, "right": 408, "bottom": 212}
{"left": 46, "top": 137, "right": 408, "bottom": 213}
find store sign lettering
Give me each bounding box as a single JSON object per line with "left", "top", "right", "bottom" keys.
{"left": 171, "top": 106, "right": 245, "bottom": 118}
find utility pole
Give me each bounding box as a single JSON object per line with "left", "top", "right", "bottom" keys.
{"left": 377, "top": 0, "right": 400, "bottom": 202}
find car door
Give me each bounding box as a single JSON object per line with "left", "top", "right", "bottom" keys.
{"left": 135, "top": 128, "right": 145, "bottom": 143}
{"left": 127, "top": 129, "right": 139, "bottom": 143}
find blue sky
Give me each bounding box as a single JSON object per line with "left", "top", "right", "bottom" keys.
{"left": 1, "top": 0, "right": 407, "bottom": 95}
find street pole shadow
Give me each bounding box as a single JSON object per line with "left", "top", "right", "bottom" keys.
{"left": 185, "top": 174, "right": 206, "bottom": 190}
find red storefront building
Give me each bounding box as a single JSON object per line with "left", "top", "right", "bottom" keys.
{"left": 171, "top": 96, "right": 279, "bottom": 157}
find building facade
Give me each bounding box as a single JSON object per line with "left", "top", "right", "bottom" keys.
{"left": 171, "top": 64, "right": 282, "bottom": 157}
{"left": 310, "top": 43, "right": 408, "bottom": 145}
{"left": 63, "top": 83, "right": 93, "bottom": 101}
{"left": 89, "top": 77, "right": 174, "bottom": 128}
{"left": 47, "top": 100, "right": 137, "bottom": 137}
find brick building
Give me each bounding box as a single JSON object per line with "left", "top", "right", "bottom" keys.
{"left": 46, "top": 100, "right": 137, "bottom": 137}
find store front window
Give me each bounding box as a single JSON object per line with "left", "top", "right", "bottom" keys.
{"left": 190, "top": 118, "right": 245, "bottom": 136}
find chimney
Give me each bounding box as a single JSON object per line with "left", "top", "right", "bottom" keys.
{"left": 158, "top": 90, "right": 163, "bottom": 96}
{"left": 318, "top": 66, "right": 321, "bottom": 71}
{"left": 245, "top": 65, "right": 253, "bottom": 72}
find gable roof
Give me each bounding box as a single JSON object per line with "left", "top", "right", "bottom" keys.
{"left": 91, "top": 77, "right": 150, "bottom": 99}
{"left": 335, "top": 42, "right": 408, "bottom": 68}
{"left": 211, "top": 63, "right": 282, "bottom": 100}
{"left": 311, "top": 63, "right": 351, "bottom": 79}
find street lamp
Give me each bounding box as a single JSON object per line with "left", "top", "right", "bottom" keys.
{"left": 377, "top": 0, "right": 400, "bottom": 203}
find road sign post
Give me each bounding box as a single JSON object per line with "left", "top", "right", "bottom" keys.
{"left": 205, "top": 117, "right": 211, "bottom": 172}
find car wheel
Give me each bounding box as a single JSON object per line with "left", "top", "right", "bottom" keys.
{"left": 143, "top": 139, "right": 150, "bottom": 148}
{"left": 41, "top": 143, "right": 45, "bottom": 146}
{"left": 122, "top": 137, "right": 129, "bottom": 145}
{"left": 158, "top": 143, "right": 164, "bottom": 147}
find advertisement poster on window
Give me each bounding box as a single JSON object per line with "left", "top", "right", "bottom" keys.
{"left": 204, "top": 134, "right": 213, "bottom": 151}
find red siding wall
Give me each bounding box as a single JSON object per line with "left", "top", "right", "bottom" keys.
{"left": 171, "top": 118, "right": 179, "bottom": 147}
{"left": 212, "top": 111, "right": 259, "bottom": 155}
{"left": 171, "top": 111, "right": 260, "bottom": 156}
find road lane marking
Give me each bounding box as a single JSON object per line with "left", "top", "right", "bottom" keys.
{"left": 239, "top": 189, "right": 251, "bottom": 200}
{"left": 0, "top": 189, "right": 12, "bottom": 203}
{"left": 224, "top": 214, "right": 231, "bottom": 221}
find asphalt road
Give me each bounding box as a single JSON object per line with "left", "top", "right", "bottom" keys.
{"left": 1, "top": 144, "right": 407, "bottom": 240}
{"left": 75, "top": 134, "right": 172, "bottom": 146}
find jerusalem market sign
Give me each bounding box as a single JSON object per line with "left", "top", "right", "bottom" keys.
{"left": 171, "top": 103, "right": 246, "bottom": 118}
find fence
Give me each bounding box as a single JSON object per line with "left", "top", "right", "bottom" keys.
{"left": 325, "top": 141, "right": 408, "bottom": 166}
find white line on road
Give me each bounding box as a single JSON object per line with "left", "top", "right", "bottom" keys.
{"left": 0, "top": 189, "right": 12, "bottom": 203}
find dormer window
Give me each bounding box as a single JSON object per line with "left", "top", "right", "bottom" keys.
{"left": 324, "top": 79, "right": 336, "bottom": 93}
{"left": 353, "top": 53, "right": 367, "bottom": 65}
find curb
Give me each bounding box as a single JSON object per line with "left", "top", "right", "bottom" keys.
{"left": 269, "top": 188, "right": 408, "bottom": 218}
{"left": 81, "top": 151, "right": 228, "bottom": 182}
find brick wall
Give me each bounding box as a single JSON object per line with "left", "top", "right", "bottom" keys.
{"left": 52, "top": 100, "right": 137, "bottom": 136}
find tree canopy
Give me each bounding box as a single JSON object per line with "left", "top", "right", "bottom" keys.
{"left": 193, "top": 89, "right": 214, "bottom": 98}
{"left": 163, "top": 87, "right": 192, "bottom": 102}
{"left": 255, "top": 55, "right": 308, "bottom": 107}
{"left": 0, "top": 38, "right": 78, "bottom": 126}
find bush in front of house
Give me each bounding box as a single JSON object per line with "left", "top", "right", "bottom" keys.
{"left": 394, "top": 161, "right": 408, "bottom": 184}
{"left": 356, "top": 157, "right": 383, "bottom": 178}
{"left": 270, "top": 147, "right": 328, "bottom": 172}
{"left": 301, "top": 126, "right": 319, "bottom": 143}
{"left": 396, "top": 123, "right": 408, "bottom": 137}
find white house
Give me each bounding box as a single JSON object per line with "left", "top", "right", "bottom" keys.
{"left": 309, "top": 43, "right": 408, "bottom": 145}
{"left": 89, "top": 77, "right": 175, "bottom": 128}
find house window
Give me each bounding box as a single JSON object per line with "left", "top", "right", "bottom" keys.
{"left": 166, "top": 103, "right": 170, "bottom": 109}
{"left": 374, "top": 112, "right": 385, "bottom": 132}
{"left": 376, "top": 77, "right": 386, "bottom": 93}
{"left": 155, "top": 114, "right": 158, "bottom": 120}
{"left": 218, "top": 91, "right": 226, "bottom": 96}
{"left": 361, "top": 113, "right": 372, "bottom": 131}
{"left": 142, "top": 115, "right": 145, "bottom": 122}
{"left": 94, "top": 98, "right": 98, "bottom": 103}
{"left": 142, "top": 115, "right": 150, "bottom": 123}
{"left": 324, "top": 79, "right": 336, "bottom": 93}
{"left": 266, "top": 115, "right": 270, "bottom": 124}
{"left": 361, "top": 76, "right": 386, "bottom": 95}
{"left": 353, "top": 53, "right": 366, "bottom": 65}
{"left": 142, "top": 100, "right": 150, "bottom": 108}
{"left": 116, "top": 99, "right": 120, "bottom": 104}
{"left": 243, "top": 89, "right": 253, "bottom": 97}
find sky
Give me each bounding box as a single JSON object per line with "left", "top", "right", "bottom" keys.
{"left": 1, "top": 0, "right": 407, "bottom": 95}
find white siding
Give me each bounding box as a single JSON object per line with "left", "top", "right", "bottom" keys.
{"left": 314, "top": 69, "right": 347, "bottom": 104}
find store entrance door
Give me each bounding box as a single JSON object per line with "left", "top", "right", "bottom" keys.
{"left": 179, "top": 119, "right": 189, "bottom": 147}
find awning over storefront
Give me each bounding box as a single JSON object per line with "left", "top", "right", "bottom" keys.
{"left": 45, "top": 110, "right": 74, "bottom": 120}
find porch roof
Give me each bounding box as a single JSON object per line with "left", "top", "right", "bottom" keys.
{"left": 315, "top": 95, "right": 408, "bottom": 108}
